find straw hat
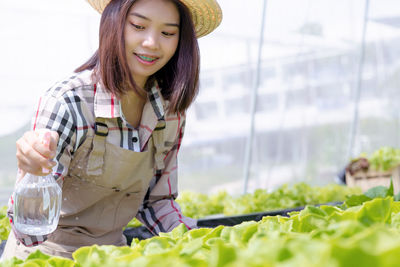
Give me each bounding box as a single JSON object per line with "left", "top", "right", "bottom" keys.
{"left": 86, "top": 0, "right": 223, "bottom": 38}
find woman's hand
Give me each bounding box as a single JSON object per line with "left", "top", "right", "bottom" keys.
{"left": 16, "top": 129, "right": 59, "bottom": 180}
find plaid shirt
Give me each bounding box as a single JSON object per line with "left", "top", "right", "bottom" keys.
{"left": 8, "top": 69, "right": 196, "bottom": 247}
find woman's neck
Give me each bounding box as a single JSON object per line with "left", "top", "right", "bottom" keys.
{"left": 133, "top": 74, "right": 147, "bottom": 92}
{"left": 120, "top": 91, "right": 147, "bottom": 128}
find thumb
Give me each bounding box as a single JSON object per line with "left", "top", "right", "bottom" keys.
{"left": 39, "top": 130, "right": 59, "bottom": 159}
{"left": 49, "top": 131, "right": 59, "bottom": 154}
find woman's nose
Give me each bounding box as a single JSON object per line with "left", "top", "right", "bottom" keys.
{"left": 142, "top": 32, "right": 159, "bottom": 50}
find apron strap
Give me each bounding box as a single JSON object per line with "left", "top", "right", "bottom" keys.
{"left": 87, "top": 117, "right": 166, "bottom": 174}
{"left": 87, "top": 118, "right": 109, "bottom": 176}
{"left": 152, "top": 119, "right": 166, "bottom": 171}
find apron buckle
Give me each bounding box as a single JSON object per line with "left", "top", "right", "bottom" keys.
{"left": 94, "top": 122, "right": 109, "bottom": 136}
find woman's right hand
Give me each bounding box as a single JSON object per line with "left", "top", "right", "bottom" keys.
{"left": 16, "top": 129, "right": 59, "bottom": 180}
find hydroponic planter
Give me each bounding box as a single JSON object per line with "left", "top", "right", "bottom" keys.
{"left": 122, "top": 201, "right": 343, "bottom": 244}
{"left": 123, "top": 226, "right": 154, "bottom": 245}
{"left": 197, "top": 201, "right": 343, "bottom": 228}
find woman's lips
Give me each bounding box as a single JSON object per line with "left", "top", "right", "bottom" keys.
{"left": 134, "top": 53, "right": 159, "bottom": 65}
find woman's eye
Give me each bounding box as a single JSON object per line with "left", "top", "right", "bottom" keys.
{"left": 131, "top": 23, "right": 144, "bottom": 30}
{"left": 162, "top": 31, "right": 176, "bottom": 36}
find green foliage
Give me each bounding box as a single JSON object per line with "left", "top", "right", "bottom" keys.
{"left": 125, "top": 183, "right": 361, "bottom": 228}
{"left": 4, "top": 184, "right": 400, "bottom": 266}
{"left": 176, "top": 191, "right": 227, "bottom": 218}
{"left": 125, "top": 218, "right": 143, "bottom": 228}
{"left": 0, "top": 250, "right": 74, "bottom": 267}
{"left": 6, "top": 197, "right": 399, "bottom": 267}
{"left": 362, "top": 146, "right": 400, "bottom": 171}
{"left": 0, "top": 205, "right": 10, "bottom": 241}
{"left": 341, "top": 179, "right": 395, "bottom": 209}
{"left": 0, "top": 183, "right": 362, "bottom": 244}
{"left": 178, "top": 182, "right": 361, "bottom": 217}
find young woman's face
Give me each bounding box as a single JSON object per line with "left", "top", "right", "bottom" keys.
{"left": 124, "top": 0, "right": 180, "bottom": 88}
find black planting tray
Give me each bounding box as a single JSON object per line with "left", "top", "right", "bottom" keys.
{"left": 197, "top": 201, "right": 343, "bottom": 228}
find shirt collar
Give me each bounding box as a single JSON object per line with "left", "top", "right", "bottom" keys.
{"left": 94, "top": 81, "right": 165, "bottom": 121}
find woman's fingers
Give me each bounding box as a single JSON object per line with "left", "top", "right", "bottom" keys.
{"left": 16, "top": 130, "right": 58, "bottom": 176}
{"left": 33, "top": 129, "right": 59, "bottom": 159}
{"left": 16, "top": 136, "right": 50, "bottom": 175}
{"left": 48, "top": 131, "right": 59, "bottom": 156}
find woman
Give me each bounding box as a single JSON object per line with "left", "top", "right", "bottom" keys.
{"left": 2, "top": 0, "right": 222, "bottom": 260}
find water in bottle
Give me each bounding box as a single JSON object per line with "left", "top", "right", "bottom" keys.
{"left": 13, "top": 130, "right": 62, "bottom": 236}
{"left": 13, "top": 174, "right": 62, "bottom": 235}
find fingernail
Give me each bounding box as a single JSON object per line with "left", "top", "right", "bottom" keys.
{"left": 42, "top": 167, "right": 50, "bottom": 174}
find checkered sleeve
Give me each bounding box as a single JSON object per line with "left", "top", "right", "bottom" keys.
{"left": 33, "top": 93, "right": 77, "bottom": 180}
{"left": 7, "top": 92, "right": 77, "bottom": 246}
{"left": 136, "top": 114, "right": 197, "bottom": 234}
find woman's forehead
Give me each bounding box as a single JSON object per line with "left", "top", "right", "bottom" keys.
{"left": 128, "top": 0, "right": 180, "bottom": 24}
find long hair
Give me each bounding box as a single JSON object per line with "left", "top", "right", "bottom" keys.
{"left": 75, "top": 0, "right": 200, "bottom": 114}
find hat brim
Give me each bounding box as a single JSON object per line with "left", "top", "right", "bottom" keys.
{"left": 86, "top": 0, "right": 222, "bottom": 38}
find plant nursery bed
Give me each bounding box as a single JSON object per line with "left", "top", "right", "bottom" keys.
{"left": 123, "top": 201, "right": 343, "bottom": 244}
{"left": 196, "top": 201, "right": 343, "bottom": 228}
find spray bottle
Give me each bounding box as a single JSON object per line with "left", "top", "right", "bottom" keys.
{"left": 13, "top": 131, "right": 61, "bottom": 235}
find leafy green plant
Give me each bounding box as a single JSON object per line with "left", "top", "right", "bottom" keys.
{"left": 360, "top": 146, "right": 400, "bottom": 172}
{"left": 0, "top": 249, "right": 74, "bottom": 267}
{"left": 0, "top": 182, "right": 361, "bottom": 245}
{"left": 177, "top": 183, "right": 361, "bottom": 218}
{"left": 7, "top": 197, "right": 400, "bottom": 267}
{"left": 4, "top": 185, "right": 400, "bottom": 267}
{"left": 126, "top": 183, "right": 361, "bottom": 228}
{"left": 0, "top": 205, "right": 10, "bottom": 241}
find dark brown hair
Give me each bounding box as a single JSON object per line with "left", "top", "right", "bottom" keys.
{"left": 75, "top": 0, "right": 200, "bottom": 114}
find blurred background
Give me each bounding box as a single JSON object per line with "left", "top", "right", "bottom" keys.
{"left": 1, "top": 0, "right": 400, "bottom": 205}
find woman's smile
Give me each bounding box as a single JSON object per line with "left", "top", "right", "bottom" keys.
{"left": 134, "top": 53, "right": 160, "bottom": 65}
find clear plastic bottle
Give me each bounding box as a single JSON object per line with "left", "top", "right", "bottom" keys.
{"left": 13, "top": 174, "right": 62, "bottom": 235}
{"left": 13, "top": 131, "right": 62, "bottom": 236}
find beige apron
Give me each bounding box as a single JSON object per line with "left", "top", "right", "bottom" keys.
{"left": 2, "top": 117, "right": 166, "bottom": 260}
